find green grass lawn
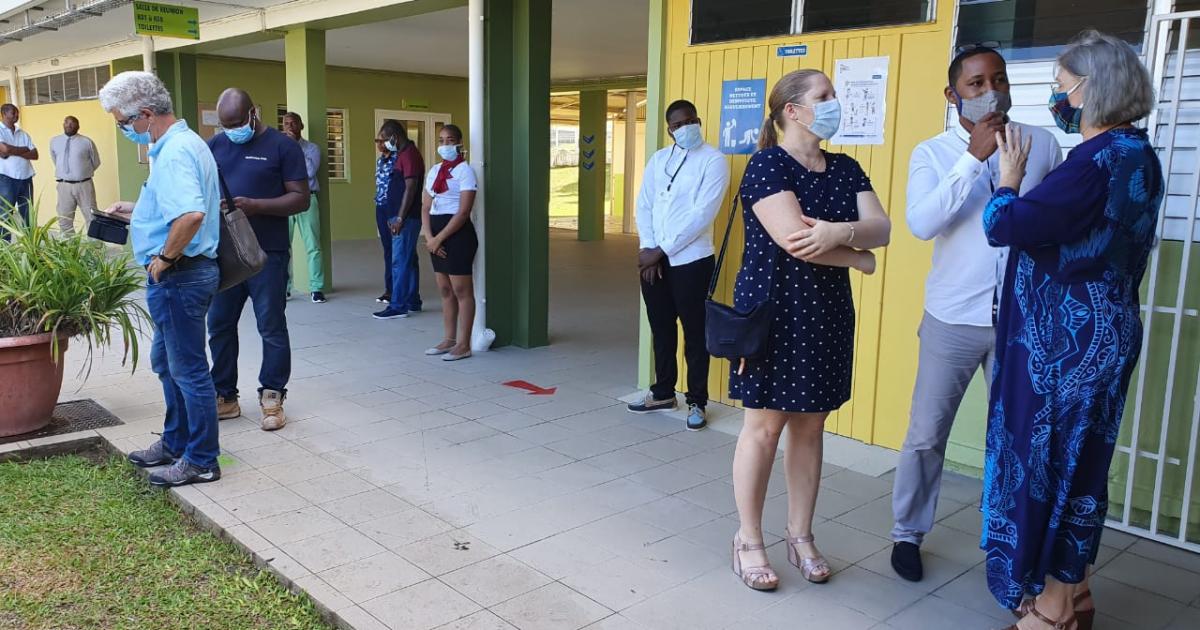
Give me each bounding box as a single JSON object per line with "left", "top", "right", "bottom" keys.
{"left": 550, "top": 166, "right": 579, "bottom": 217}
{"left": 0, "top": 455, "right": 331, "bottom": 630}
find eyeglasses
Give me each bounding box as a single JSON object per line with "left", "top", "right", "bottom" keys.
{"left": 115, "top": 113, "right": 139, "bottom": 130}
{"left": 955, "top": 41, "right": 1002, "bottom": 54}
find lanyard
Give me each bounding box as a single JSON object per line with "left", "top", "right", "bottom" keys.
{"left": 664, "top": 146, "right": 688, "bottom": 191}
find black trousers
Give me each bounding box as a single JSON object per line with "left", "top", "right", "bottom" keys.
{"left": 640, "top": 255, "right": 714, "bottom": 407}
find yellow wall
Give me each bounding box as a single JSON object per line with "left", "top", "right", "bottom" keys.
{"left": 663, "top": 1, "right": 956, "bottom": 448}
{"left": 18, "top": 100, "right": 119, "bottom": 230}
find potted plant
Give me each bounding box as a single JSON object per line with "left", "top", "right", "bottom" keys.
{"left": 0, "top": 207, "right": 147, "bottom": 437}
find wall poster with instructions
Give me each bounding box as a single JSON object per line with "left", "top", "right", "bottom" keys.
{"left": 831, "top": 56, "right": 890, "bottom": 146}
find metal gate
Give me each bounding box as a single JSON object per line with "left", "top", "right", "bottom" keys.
{"left": 1107, "top": 8, "right": 1200, "bottom": 553}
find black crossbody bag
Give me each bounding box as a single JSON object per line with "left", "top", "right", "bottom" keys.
{"left": 704, "top": 194, "right": 775, "bottom": 361}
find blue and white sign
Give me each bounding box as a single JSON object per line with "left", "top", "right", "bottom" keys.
{"left": 777, "top": 44, "right": 808, "bottom": 57}
{"left": 719, "top": 79, "right": 766, "bottom": 155}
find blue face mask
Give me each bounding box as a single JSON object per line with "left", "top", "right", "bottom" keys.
{"left": 1048, "top": 78, "right": 1085, "bottom": 134}
{"left": 438, "top": 144, "right": 460, "bottom": 161}
{"left": 672, "top": 123, "right": 704, "bottom": 151}
{"left": 120, "top": 118, "right": 152, "bottom": 145}
{"left": 384, "top": 139, "right": 398, "bottom": 152}
{"left": 799, "top": 99, "right": 842, "bottom": 140}
{"left": 223, "top": 111, "right": 256, "bottom": 145}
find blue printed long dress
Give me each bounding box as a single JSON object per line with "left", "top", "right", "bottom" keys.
{"left": 980, "top": 128, "right": 1164, "bottom": 609}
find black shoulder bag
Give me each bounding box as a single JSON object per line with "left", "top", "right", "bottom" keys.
{"left": 704, "top": 194, "right": 775, "bottom": 362}
{"left": 216, "top": 168, "right": 267, "bottom": 292}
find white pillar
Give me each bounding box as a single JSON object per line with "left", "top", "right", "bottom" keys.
{"left": 469, "top": 0, "right": 495, "bottom": 352}
{"left": 623, "top": 91, "right": 638, "bottom": 234}
{"left": 8, "top": 66, "right": 22, "bottom": 107}
{"left": 142, "top": 36, "right": 155, "bottom": 73}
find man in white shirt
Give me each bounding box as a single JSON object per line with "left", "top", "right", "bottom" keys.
{"left": 628, "top": 99, "right": 730, "bottom": 432}
{"left": 49, "top": 116, "right": 102, "bottom": 236}
{"left": 0, "top": 103, "right": 38, "bottom": 239}
{"left": 890, "top": 46, "right": 1062, "bottom": 582}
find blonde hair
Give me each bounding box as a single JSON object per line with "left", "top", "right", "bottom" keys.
{"left": 758, "top": 69, "right": 825, "bottom": 150}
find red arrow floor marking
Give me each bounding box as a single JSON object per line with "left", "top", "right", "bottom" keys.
{"left": 503, "top": 380, "right": 557, "bottom": 396}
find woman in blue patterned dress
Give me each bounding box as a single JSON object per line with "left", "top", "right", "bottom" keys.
{"left": 728, "top": 69, "right": 890, "bottom": 591}
{"left": 981, "top": 31, "right": 1163, "bottom": 630}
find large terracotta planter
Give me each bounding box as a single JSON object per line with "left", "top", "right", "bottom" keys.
{"left": 0, "top": 333, "right": 68, "bottom": 438}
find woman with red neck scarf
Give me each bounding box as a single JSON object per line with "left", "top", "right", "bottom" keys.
{"left": 420, "top": 124, "right": 479, "bottom": 361}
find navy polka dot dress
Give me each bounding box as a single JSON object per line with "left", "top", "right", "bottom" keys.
{"left": 729, "top": 146, "right": 872, "bottom": 413}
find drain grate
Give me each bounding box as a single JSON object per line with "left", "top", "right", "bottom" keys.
{"left": 0, "top": 399, "right": 125, "bottom": 445}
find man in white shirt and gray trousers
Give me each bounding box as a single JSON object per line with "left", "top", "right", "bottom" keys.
{"left": 629, "top": 99, "right": 730, "bottom": 432}
{"left": 49, "top": 115, "right": 101, "bottom": 236}
{"left": 890, "top": 45, "right": 1062, "bottom": 581}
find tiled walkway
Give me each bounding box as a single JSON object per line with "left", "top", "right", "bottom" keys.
{"left": 53, "top": 232, "right": 1200, "bottom": 630}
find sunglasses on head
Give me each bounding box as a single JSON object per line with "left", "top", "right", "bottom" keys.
{"left": 955, "top": 41, "right": 1002, "bottom": 54}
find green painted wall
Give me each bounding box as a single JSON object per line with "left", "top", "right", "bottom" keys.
{"left": 193, "top": 55, "right": 469, "bottom": 242}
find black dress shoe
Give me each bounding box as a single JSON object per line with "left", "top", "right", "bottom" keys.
{"left": 891, "top": 542, "right": 923, "bottom": 582}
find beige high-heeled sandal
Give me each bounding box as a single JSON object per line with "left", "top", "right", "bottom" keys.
{"left": 785, "top": 530, "right": 831, "bottom": 584}
{"left": 732, "top": 534, "right": 779, "bottom": 591}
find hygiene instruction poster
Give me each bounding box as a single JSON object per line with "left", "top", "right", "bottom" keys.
{"left": 831, "top": 56, "right": 890, "bottom": 145}
{"left": 719, "top": 79, "right": 767, "bottom": 155}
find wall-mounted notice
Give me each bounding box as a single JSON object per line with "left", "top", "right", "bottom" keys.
{"left": 718, "top": 79, "right": 766, "bottom": 155}
{"left": 831, "top": 56, "right": 890, "bottom": 146}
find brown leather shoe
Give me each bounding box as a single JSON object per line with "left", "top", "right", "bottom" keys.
{"left": 259, "top": 389, "right": 287, "bottom": 431}
{"left": 216, "top": 396, "right": 242, "bottom": 420}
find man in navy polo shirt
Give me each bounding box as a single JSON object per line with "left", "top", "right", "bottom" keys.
{"left": 207, "top": 88, "right": 310, "bottom": 432}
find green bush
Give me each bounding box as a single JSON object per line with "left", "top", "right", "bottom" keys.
{"left": 0, "top": 205, "right": 147, "bottom": 374}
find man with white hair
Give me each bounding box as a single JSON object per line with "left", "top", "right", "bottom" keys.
{"left": 98, "top": 71, "right": 224, "bottom": 487}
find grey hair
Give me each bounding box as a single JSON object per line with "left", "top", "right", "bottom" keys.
{"left": 1057, "top": 29, "right": 1154, "bottom": 127}
{"left": 98, "top": 71, "right": 174, "bottom": 117}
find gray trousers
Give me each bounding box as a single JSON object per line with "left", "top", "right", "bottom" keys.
{"left": 891, "top": 311, "right": 994, "bottom": 545}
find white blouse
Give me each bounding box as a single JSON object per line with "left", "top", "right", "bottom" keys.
{"left": 425, "top": 161, "right": 478, "bottom": 216}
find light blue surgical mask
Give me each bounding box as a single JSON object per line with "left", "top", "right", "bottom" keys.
{"left": 437, "top": 144, "right": 460, "bottom": 161}
{"left": 119, "top": 116, "right": 153, "bottom": 145}
{"left": 798, "top": 99, "right": 842, "bottom": 140}
{"left": 384, "top": 139, "right": 398, "bottom": 152}
{"left": 223, "top": 111, "right": 257, "bottom": 145}
{"left": 672, "top": 123, "right": 704, "bottom": 151}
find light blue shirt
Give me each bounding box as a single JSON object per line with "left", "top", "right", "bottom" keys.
{"left": 131, "top": 120, "right": 220, "bottom": 265}
{"left": 0, "top": 123, "right": 36, "bottom": 180}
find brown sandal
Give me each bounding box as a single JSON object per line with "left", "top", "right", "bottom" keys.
{"left": 732, "top": 534, "right": 779, "bottom": 591}
{"left": 1014, "top": 590, "right": 1092, "bottom": 630}
{"left": 1005, "top": 603, "right": 1076, "bottom": 630}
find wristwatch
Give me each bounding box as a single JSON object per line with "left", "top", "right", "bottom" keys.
{"left": 155, "top": 253, "right": 179, "bottom": 266}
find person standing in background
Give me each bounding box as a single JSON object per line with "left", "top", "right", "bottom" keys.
{"left": 0, "top": 103, "right": 38, "bottom": 238}
{"left": 627, "top": 99, "right": 729, "bottom": 432}
{"left": 49, "top": 115, "right": 102, "bottom": 237}
{"left": 374, "top": 120, "right": 425, "bottom": 320}
{"left": 206, "top": 88, "right": 309, "bottom": 432}
{"left": 281, "top": 112, "right": 327, "bottom": 304}
{"left": 889, "top": 45, "right": 1061, "bottom": 583}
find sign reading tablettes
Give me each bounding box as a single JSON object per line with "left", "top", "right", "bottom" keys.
{"left": 133, "top": 2, "right": 200, "bottom": 40}
{"left": 719, "top": 79, "right": 767, "bottom": 155}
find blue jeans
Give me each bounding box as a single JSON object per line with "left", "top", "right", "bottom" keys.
{"left": 0, "top": 174, "right": 32, "bottom": 240}
{"left": 389, "top": 217, "right": 423, "bottom": 313}
{"left": 147, "top": 258, "right": 221, "bottom": 468}
{"left": 208, "top": 250, "right": 291, "bottom": 399}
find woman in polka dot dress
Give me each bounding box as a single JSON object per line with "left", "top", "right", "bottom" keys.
{"left": 729, "top": 69, "right": 891, "bottom": 591}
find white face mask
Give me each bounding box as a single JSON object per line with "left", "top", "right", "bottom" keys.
{"left": 438, "top": 144, "right": 460, "bottom": 161}
{"left": 672, "top": 123, "right": 704, "bottom": 151}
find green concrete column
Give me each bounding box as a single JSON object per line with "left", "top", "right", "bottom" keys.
{"left": 484, "top": 0, "right": 551, "bottom": 348}
{"left": 638, "top": 0, "right": 669, "bottom": 388}
{"left": 577, "top": 89, "right": 607, "bottom": 242}
{"left": 284, "top": 27, "right": 332, "bottom": 292}
{"left": 156, "top": 52, "right": 198, "bottom": 132}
